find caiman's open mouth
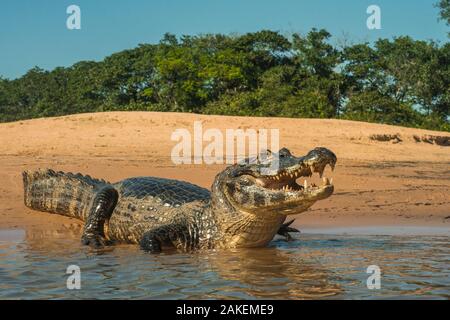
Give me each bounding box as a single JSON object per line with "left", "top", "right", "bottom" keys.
{"left": 252, "top": 147, "right": 337, "bottom": 196}
{"left": 224, "top": 147, "right": 337, "bottom": 213}
{"left": 255, "top": 162, "right": 334, "bottom": 193}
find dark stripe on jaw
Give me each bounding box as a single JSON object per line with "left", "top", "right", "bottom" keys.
{"left": 239, "top": 192, "right": 250, "bottom": 205}
{"left": 271, "top": 192, "right": 286, "bottom": 204}
{"left": 253, "top": 192, "right": 266, "bottom": 206}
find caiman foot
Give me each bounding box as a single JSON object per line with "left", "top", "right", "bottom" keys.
{"left": 139, "top": 224, "right": 185, "bottom": 253}
{"left": 140, "top": 233, "right": 162, "bottom": 253}
{"left": 277, "top": 219, "right": 300, "bottom": 242}
{"left": 81, "top": 234, "right": 112, "bottom": 247}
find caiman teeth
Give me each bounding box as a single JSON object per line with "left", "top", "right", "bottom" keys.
{"left": 261, "top": 166, "right": 334, "bottom": 193}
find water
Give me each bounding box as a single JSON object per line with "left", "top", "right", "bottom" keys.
{"left": 0, "top": 227, "right": 449, "bottom": 299}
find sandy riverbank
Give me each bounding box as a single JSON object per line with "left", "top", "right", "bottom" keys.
{"left": 0, "top": 111, "right": 449, "bottom": 236}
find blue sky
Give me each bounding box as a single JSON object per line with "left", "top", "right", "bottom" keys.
{"left": 0, "top": 0, "right": 447, "bottom": 79}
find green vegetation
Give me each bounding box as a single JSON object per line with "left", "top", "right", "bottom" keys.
{"left": 0, "top": 28, "right": 448, "bottom": 131}
{"left": 437, "top": 0, "right": 450, "bottom": 35}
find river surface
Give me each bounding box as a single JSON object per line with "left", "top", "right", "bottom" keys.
{"left": 0, "top": 227, "right": 449, "bottom": 299}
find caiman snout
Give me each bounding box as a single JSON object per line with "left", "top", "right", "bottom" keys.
{"left": 223, "top": 147, "right": 337, "bottom": 215}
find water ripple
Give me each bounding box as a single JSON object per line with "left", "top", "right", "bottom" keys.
{"left": 0, "top": 230, "right": 448, "bottom": 299}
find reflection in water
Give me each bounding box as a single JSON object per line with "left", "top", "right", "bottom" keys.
{"left": 0, "top": 226, "right": 448, "bottom": 299}
{"left": 202, "top": 248, "right": 342, "bottom": 299}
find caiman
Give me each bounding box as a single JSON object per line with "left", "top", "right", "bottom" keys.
{"left": 23, "top": 147, "right": 336, "bottom": 253}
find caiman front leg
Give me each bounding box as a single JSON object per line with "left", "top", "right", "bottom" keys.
{"left": 140, "top": 223, "right": 193, "bottom": 253}
{"left": 81, "top": 186, "right": 118, "bottom": 247}
{"left": 277, "top": 219, "right": 300, "bottom": 242}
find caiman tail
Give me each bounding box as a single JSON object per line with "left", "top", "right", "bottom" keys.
{"left": 23, "top": 169, "right": 111, "bottom": 221}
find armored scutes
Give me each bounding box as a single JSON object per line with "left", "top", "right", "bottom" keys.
{"left": 23, "top": 147, "right": 337, "bottom": 253}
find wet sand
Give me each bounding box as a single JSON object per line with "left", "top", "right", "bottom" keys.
{"left": 0, "top": 111, "right": 449, "bottom": 235}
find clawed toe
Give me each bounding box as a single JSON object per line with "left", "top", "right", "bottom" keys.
{"left": 278, "top": 219, "right": 300, "bottom": 242}
{"left": 81, "top": 234, "right": 111, "bottom": 247}
{"left": 139, "top": 234, "right": 162, "bottom": 253}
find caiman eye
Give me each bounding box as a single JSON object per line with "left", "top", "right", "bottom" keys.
{"left": 278, "top": 148, "right": 291, "bottom": 158}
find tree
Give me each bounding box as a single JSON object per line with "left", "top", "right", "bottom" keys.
{"left": 0, "top": 28, "right": 448, "bottom": 131}
{"left": 343, "top": 37, "right": 449, "bottom": 120}
{"left": 436, "top": 0, "right": 450, "bottom": 30}
{"left": 292, "top": 29, "right": 340, "bottom": 78}
{"left": 292, "top": 29, "right": 345, "bottom": 116}
{"left": 343, "top": 91, "right": 420, "bottom": 126}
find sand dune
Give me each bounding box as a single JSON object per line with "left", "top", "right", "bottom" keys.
{"left": 0, "top": 111, "right": 449, "bottom": 234}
